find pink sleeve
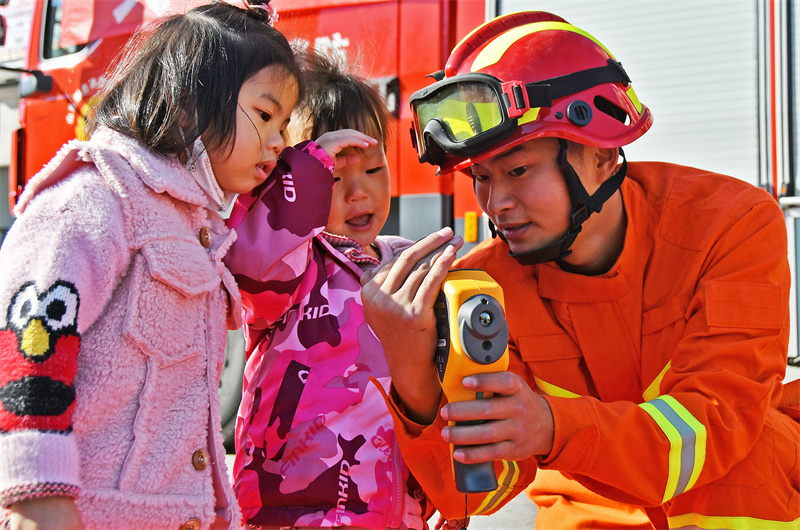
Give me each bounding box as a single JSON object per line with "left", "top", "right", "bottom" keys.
{"left": 224, "top": 141, "right": 334, "bottom": 326}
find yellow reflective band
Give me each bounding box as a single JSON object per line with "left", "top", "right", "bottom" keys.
{"left": 668, "top": 513, "right": 800, "bottom": 530}
{"left": 643, "top": 361, "right": 671, "bottom": 402}
{"left": 661, "top": 395, "right": 706, "bottom": 493}
{"left": 471, "top": 20, "right": 615, "bottom": 73}
{"left": 640, "top": 401, "right": 682, "bottom": 502}
{"left": 470, "top": 460, "right": 520, "bottom": 516}
{"left": 627, "top": 86, "right": 644, "bottom": 114}
{"left": 517, "top": 107, "right": 541, "bottom": 126}
{"left": 639, "top": 396, "right": 707, "bottom": 503}
{"left": 534, "top": 375, "right": 580, "bottom": 398}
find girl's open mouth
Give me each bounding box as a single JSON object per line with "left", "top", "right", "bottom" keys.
{"left": 347, "top": 213, "right": 373, "bottom": 228}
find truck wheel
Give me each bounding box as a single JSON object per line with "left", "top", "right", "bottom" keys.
{"left": 219, "top": 328, "right": 245, "bottom": 452}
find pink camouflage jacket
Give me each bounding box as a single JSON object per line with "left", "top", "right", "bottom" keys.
{"left": 0, "top": 128, "right": 241, "bottom": 530}
{"left": 224, "top": 142, "right": 430, "bottom": 529}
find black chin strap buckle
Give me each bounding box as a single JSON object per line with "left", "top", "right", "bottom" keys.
{"left": 570, "top": 204, "right": 590, "bottom": 229}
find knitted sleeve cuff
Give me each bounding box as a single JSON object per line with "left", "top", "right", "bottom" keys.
{"left": 0, "top": 431, "right": 80, "bottom": 508}
{"left": 0, "top": 482, "right": 80, "bottom": 508}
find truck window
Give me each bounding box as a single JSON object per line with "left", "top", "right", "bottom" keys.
{"left": 42, "top": 0, "right": 84, "bottom": 59}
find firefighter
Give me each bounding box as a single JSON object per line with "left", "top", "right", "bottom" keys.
{"left": 361, "top": 11, "right": 800, "bottom": 530}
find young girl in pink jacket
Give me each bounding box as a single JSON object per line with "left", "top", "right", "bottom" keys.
{"left": 0, "top": 3, "right": 370, "bottom": 529}
{"left": 225, "top": 54, "right": 452, "bottom": 529}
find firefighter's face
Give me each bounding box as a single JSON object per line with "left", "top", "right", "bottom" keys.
{"left": 325, "top": 143, "right": 391, "bottom": 252}
{"left": 470, "top": 138, "right": 572, "bottom": 255}
{"left": 208, "top": 65, "right": 298, "bottom": 195}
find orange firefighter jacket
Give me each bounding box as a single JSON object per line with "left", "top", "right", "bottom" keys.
{"left": 386, "top": 161, "right": 800, "bottom": 529}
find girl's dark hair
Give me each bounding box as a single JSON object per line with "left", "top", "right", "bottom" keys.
{"left": 292, "top": 51, "right": 391, "bottom": 149}
{"left": 87, "top": 1, "right": 301, "bottom": 159}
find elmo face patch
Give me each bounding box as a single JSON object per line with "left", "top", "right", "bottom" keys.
{"left": 0, "top": 281, "right": 80, "bottom": 432}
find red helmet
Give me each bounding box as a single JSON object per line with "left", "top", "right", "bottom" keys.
{"left": 410, "top": 11, "right": 653, "bottom": 174}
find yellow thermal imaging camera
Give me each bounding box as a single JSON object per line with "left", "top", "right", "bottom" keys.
{"left": 434, "top": 269, "right": 509, "bottom": 493}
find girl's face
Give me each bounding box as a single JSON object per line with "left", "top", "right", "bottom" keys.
{"left": 207, "top": 64, "right": 298, "bottom": 195}
{"left": 325, "top": 142, "right": 391, "bottom": 252}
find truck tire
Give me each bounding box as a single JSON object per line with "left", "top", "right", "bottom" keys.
{"left": 219, "top": 328, "right": 246, "bottom": 452}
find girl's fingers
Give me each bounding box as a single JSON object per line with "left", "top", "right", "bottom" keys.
{"left": 409, "top": 243, "right": 459, "bottom": 309}
{"left": 315, "top": 129, "right": 377, "bottom": 158}
{"left": 380, "top": 227, "right": 458, "bottom": 294}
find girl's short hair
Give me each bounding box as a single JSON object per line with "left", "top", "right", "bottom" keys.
{"left": 88, "top": 1, "right": 301, "bottom": 159}
{"left": 290, "top": 51, "right": 391, "bottom": 149}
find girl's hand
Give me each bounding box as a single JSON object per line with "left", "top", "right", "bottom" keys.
{"left": 360, "top": 227, "right": 463, "bottom": 424}
{"left": 315, "top": 129, "right": 377, "bottom": 169}
{"left": 7, "top": 496, "right": 84, "bottom": 529}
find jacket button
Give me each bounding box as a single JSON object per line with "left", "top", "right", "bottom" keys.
{"left": 192, "top": 449, "right": 209, "bottom": 471}
{"left": 199, "top": 226, "right": 211, "bottom": 248}
{"left": 179, "top": 518, "right": 201, "bottom": 530}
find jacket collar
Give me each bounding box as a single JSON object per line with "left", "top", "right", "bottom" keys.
{"left": 89, "top": 128, "right": 208, "bottom": 207}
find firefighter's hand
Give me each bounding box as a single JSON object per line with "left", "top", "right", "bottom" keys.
{"left": 440, "top": 371, "right": 555, "bottom": 462}
{"left": 361, "top": 227, "right": 462, "bottom": 425}
{"left": 315, "top": 129, "right": 377, "bottom": 169}
{"left": 6, "top": 496, "right": 85, "bottom": 530}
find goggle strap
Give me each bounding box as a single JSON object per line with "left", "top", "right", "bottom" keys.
{"left": 502, "top": 81, "right": 531, "bottom": 119}
{"left": 523, "top": 59, "right": 631, "bottom": 110}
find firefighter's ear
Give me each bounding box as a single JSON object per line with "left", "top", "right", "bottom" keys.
{"left": 595, "top": 147, "right": 619, "bottom": 181}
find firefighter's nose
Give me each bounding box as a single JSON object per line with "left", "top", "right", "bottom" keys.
{"left": 21, "top": 318, "right": 50, "bottom": 358}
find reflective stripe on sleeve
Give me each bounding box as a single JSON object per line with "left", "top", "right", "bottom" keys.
{"left": 470, "top": 460, "right": 521, "bottom": 516}
{"left": 639, "top": 395, "right": 707, "bottom": 503}
{"left": 668, "top": 513, "right": 800, "bottom": 530}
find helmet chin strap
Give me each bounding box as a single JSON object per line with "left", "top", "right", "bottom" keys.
{"left": 489, "top": 139, "right": 627, "bottom": 266}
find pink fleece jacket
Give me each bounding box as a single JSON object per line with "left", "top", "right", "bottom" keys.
{"left": 0, "top": 128, "right": 242, "bottom": 529}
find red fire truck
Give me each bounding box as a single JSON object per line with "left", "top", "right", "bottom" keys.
{"left": 0, "top": 0, "right": 486, "bottom": 447}
{"left": 5, "top": 0, "right": 488, "bottom": 244}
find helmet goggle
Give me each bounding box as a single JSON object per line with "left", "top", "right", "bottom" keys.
{"left": 410, "top": 60, "right": 631, "bottom": 167}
